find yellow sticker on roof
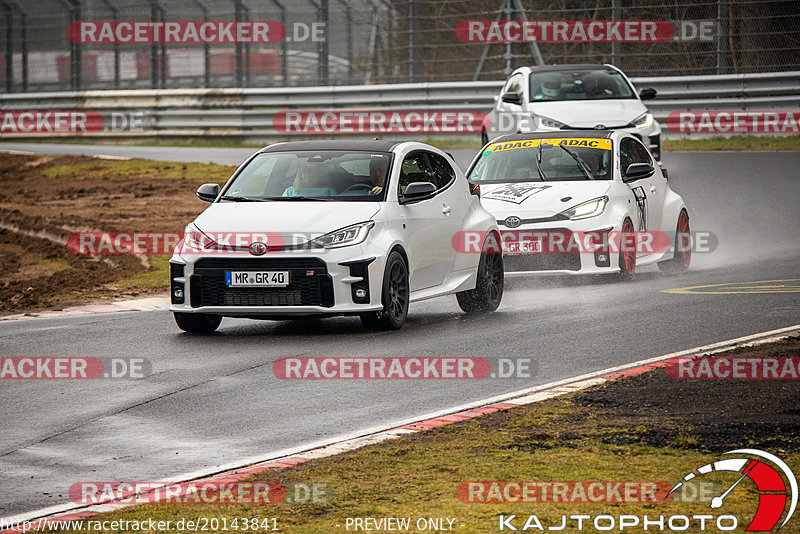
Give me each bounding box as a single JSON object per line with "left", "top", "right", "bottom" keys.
{"left": 484, "top": 138, "right": 612, "bottom": 155}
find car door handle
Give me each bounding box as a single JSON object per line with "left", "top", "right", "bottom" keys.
{"left": 649, "top": 185, "right": 657, "bottom": 193}
{"left": 442, "top": 205, "right": 451, "bottom": 215}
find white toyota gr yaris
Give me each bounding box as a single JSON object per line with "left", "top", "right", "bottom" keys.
{"left": 169, "top": 140, "right": 503, "bottom": 333}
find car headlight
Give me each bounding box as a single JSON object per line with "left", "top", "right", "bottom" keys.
{"left": 311, "top": 221, "right": 375, "bottom": 249}
{"left": 183, "top": 223, "right": 217, "bottom": 250}
{"left": 535, "top": 115, "right": 565, "bottom": 131}
{"left": 632, "top": 112, "right": 653, "bottom": 129}
{"left": 559, "top": 197, "right": 608, "bottom": 220}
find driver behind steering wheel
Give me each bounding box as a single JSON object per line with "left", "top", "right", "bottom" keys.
{"left": 369, "top": 155, "right": 390, "bottom": 195}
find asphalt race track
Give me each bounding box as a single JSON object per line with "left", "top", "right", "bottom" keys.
{"left": 0, "top": 144, "right": 799, "bottom": 518}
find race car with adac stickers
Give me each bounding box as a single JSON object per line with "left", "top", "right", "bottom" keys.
{"left": 466, "top": 130, "right": 691, "bottom": 278}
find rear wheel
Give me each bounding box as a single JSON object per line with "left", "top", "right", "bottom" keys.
{"left": 457, "top": 237, "right": 504, "bottom": 313}
{"left": 659, "top": 209, "right": 691, "bottom": 274}
{"left": 173, "top": 312, "right": 221, "bottom": 334}
{"left": 617, "top": 218, "right": 636, "bottom": 280}
{"left": 360, "top": 251, "right": 409, "bottom": 331}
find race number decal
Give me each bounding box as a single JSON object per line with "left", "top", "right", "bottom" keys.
{"left": 631, "top": 186, "right": 648, "bottom": 231}
{"left": 483, "top": 183, "right": 551, "bottom": 204}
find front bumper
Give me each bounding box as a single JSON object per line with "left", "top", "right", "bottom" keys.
{"left": 497, "top": 217, "right": 625, "bottom": 276}
{"left": 169, "top": 246, "right": 385, "bottom": 316}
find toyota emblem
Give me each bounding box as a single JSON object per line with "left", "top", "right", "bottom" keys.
{"left": 249, "top": 242, "right": 268, "bottom": 256}
{"left": 504, "top": 216, "right": 522, "bottom": 228}
{"left": 594, "top": 124, "right": 606, "bottom": 130}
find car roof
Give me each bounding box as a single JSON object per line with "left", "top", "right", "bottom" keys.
{"left": 525, "top": 64, "right": 617, "bottom": 73}
{"left": 492, "top": 131, "right": 616, "bottom": 143}
{"left": 259, "top": 140, "right": 401, "bottom": 153}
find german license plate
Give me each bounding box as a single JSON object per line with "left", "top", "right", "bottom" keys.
{"left": 225, "top": 271, "right": 289, "bottom": 287}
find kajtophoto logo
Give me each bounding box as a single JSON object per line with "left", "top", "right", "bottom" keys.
{"left": 668, "top": 449, "right": 797, "bottom": 532}
{"left": 494, "top": 449, "right": 796, "bottom": 531}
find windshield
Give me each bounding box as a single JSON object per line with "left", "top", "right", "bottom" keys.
{"left": 222, "top": 151, "right": 393, "bottom": 201}
{"left": 529, "top": 69, "right": 635, "bottom": 102}
{"left": 469, "top": 138, "right": 613, "bottom": 182}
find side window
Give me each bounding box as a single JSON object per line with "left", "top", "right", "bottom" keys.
{"left": 398, "top": 152, "right": 436, "bottom": 194}
{"left": 620, "top": 138, "right": 651, "bottom": 175}
{"left": 426, "top": 152, "right": 456, "bottom": 190}
{"left": 630, "top": 138, "right": 653, "bottom": 165}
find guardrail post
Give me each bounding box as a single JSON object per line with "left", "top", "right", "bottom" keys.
{"left": 2, "top": 1, "right": 13, "bottom": 93}
{"left": 193, "top": 0, "right": 210, "bottom": 88}
{"left": 309, "top": 0, "right": 329, "bottom": 86}
{"left": 409, "top": 0, "right": 418, "bottom": 83}
{"left": 611, "top": 0, "right": 621, "bottom": 67}
{"left": 60, "top": 0, "right": 82, "bottom": 90}
{"left": 717, "top": 0, "right": 729, "bottom": 74}
{"left": 99, "top": 0, "right": 120, "bottom": 89}
{"left": 270, "top": 0, "right": 288, "bottom": 86}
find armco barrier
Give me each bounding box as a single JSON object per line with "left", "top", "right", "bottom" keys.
{"left": 1, "top": 71, "right": 798, "bottom": 140}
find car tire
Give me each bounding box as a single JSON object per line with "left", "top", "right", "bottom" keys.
{"left": 659, "top": 209, "right": 691, "bottom": 274}
{"left": 481, "top": 130, "right": 489, "bottom": 146}
{"left": 617, "top": 218, "right": 636, "bottom": 280}
{"left": 457, "top": 236, "right": 504, "bottom": 313}
{"left": 360, "top": 251, "right": 409, "bottom": 331}
{"left": 173, "top": 312, "right": 222, "bottom": 334}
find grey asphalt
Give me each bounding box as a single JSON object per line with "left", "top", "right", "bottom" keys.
{"left": 0, "top": 145, "right": 799, "bottom": 519}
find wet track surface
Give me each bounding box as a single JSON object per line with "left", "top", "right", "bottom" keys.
{"left": 0, "top": 145, "right": 798, "bottom": 518}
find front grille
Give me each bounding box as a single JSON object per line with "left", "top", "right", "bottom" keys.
{"left": 190, "top": 257, "right": 334, "bottom": 308}
{"left": 504, "top": 253, "right": 581, "bottom": 272}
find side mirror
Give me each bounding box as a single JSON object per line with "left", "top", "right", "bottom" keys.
{"left": 500, "top": 92, "right": 522, "bottom": 105}
{"left": 468, "top": 181, "right": 481, "bottom": 197}
{"left": 623, "top": 163, "right": 655, "bottom": 182}
{"left": 639, "top": 87, "right": 657, "bottom": 100}
{"left": 400, "top": 182, "right": 437, "bottom": 203}
{"left": 196, "top": 183, "right": 220, "bottom": 202}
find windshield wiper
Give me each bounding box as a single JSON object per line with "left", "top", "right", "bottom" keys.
{"left": 268, "top": 196, "right": 335, "bottom": 201}
{"left": 559, "top": 145, "right": 596, "bottom": 180}
{"left": 536, "top": 143, "right": 549, "bottom": 182}
{"left": 220, "top": 195, "right": 273, "bottom": 202}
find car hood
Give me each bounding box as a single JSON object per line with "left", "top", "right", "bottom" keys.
{"left": 525, "top": 100, "right": 647, "bottom": 128}
{"left": 193, "top": 201, "right": 382, "bottom": 241}
{"left": 479, "top": 181, "right": 612, "bottom": 219}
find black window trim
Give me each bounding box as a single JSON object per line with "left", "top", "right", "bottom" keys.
{"left": 395, "top": 149, "right": 457, "bottom": 202}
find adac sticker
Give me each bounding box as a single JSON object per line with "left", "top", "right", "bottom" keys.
{"left": 485, "top": 138, "right": 612, "bottom": 154}
{"left": 483, "top": 183, "right": 552, "bottom": 204}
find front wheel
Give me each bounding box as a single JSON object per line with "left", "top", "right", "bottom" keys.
{"left": 481, "top": 130, "right": 489, "bottom": 146}
{"left": 173, "top": 312, "right": 221, "bottom": 334}
{"left": 360, "top": 251, "right": 409, "bottom": 331}
{"left": 659, "top": 209, "right": 691, "bottom": 274}
{"left": 617, "top": 218, "right": 636, "bottom": 280}
{"left": 457, "top": 237, "right": 504, "bottom": 313}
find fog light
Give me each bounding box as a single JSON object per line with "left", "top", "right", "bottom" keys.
{"left": 173, "top": 287, "right": 184, "bottom": 299}
{"left": 354, "top": 288, "right": 367, "bottom": 299}
{"left": 597, "top": 254, "right": 607, "bottom": 262}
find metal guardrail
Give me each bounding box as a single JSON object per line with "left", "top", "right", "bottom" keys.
{"left": 1, "top": 71, "right": 799, "bottom": 139}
